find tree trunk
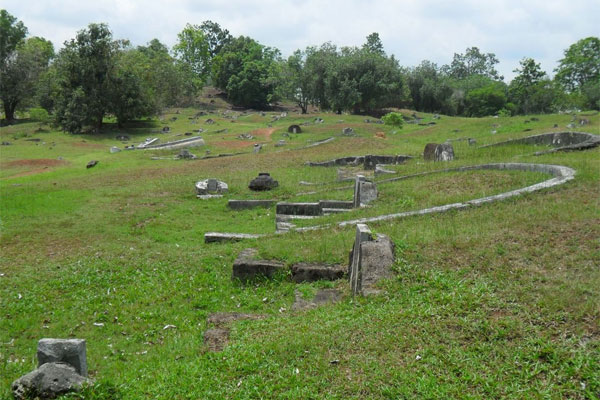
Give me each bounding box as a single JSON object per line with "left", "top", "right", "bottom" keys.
{"left": 3, "top": 101, "right": 17, "bottom": 122}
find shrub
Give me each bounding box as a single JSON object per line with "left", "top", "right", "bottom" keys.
{"left": 382, "top": 112, "right": 404, "bottom": 128}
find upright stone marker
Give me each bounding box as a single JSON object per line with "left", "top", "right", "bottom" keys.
{"left": 349, "top": 224, "right": 373, "bottom": 295}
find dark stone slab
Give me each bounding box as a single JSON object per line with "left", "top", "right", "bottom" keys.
{"left": 287, "top": 124, "right": 302, "bottom": 133}
{"left": 290, "top": 262, "right": 345, "bottom": 282}
{"left": 204, "top": 232, "right": 262, "bottom": 243}
{"left": 86, "top": 160, "right": 98, "bottom": 169}
{"left": 248, "top": 173, "right": 279, "bottom": 191}
{"left": 319, "top": 200, "right": 354, "bottom": 209}
{"left": 228, "top": 200, "right": 275, "bottom": 210}
{"left": 423, "top": 143, "right": 438, "bottom": 160}
{"left": 276, "top": 202, "right": 322, "bottom": 216}
{"left": 232, "top": 248, "right": 286, "bottom": 281}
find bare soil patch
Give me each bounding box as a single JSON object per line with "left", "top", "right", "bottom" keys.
{"left": 6, "top": 158, "right": 68, "bottom": 168}
{"left": 3, "top": 158, "right": 69, "bottom": 179}
{"left": 250, "top": 128, "right": 276, "bottom": 140}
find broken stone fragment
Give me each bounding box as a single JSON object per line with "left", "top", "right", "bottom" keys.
{"left": 12, "top": 362, "right": 90, "bottom": 400}
{"left": 37, "top": 338, "right": 87, "bottom": 377}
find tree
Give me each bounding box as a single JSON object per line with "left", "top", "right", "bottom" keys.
{"left": 0, "top": 36, "right": 54, "bottom": 121}
{"left": 555, "top": 37, "right": 600, "bottom": 109}
{"left": 465, "top": 82, "right": 507, "bottom": 116}
{"left": 54, "top": 23, "right": 122, "bottom": 132}
{"left": 0, "top": 9, "right": 27, "bottom": 66}
{"left": 280, "top": 49, "right": 312, "bottom": 113}
{"left": 199, "top": 20, "right": 232, "bottom": 58}
{"left": 173, "top": 24, "right": 210, "bottom": 86}
{"left": 211, "top": 36, "right": 280, "bottom": 108}
{"left": 303, "top": 43, "right": 338, "bottom": 110}
{"left": 408, "top": 60, "right": 453, "bottom": 114}
{"left": 137, "top": 39, "right": 196, "bottom": 107}
{"left": 363, "top": 32, "right": 384, "bottom": 55}
{"left": 444, "top": 46, "right": 502, "bottom": 81}
{"left": 509, "top": 57, "right": 547, "bottom": 114}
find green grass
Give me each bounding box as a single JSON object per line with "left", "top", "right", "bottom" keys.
{"left": 1, "top": 107, "right": 599, "bottom": 399}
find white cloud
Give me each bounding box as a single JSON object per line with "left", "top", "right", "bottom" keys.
{"left": 2, "top": 0, "right": 598, "bottom": 80}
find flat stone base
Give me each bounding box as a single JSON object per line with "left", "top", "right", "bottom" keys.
{"left": 232, "top": 248, "right": 286, "bottom": 281}
{"left": 291, "top": 262, "right": 346, "bottom": 282}
{"left": 205, "top": 232, "right": 263, "bottom": 243}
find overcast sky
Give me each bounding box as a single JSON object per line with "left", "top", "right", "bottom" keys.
{"left": 3, "top": 0, "right": 598, "bottom": 81}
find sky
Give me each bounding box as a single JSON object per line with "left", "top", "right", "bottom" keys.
{"left": 2, "top": 0, "right": 599, "bottom": 81}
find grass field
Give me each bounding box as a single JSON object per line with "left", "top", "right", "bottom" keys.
{"left": 1, "top": 105, "right": 598, "bottom": 399}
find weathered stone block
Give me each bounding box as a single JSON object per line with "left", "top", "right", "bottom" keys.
{"left": 248, "top": 173, "right": 279, "bottom": 191}
{"left": 423, "top": 143, "right": 438, "bottom": 160}
{"left": 290, "top": 263, "right": 345, "bottom": 282}
{"left": 434, "top": 143, "right": 454, "bottom": 161}
{"left": 38, "top": 338, "right": 87, "bottom": 377}
{"left": 232, "top": 248, "right": 286, "bottom": 281}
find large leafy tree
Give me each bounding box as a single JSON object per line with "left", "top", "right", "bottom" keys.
{"left": 212, "top": 36, "right": 280, "bottom": 108}
{"left": 407, "top": 60, "right": 454, "bottom": 114}
{"left": 465, "top": 81, "right": 507, "bottom": 117}
{"left": 555, "top": 37, "right": 600, "bottom": 109}
{"left": 0, "top": 9, "right": 27, "bottom": 66}
{"left": 199, "top": 20, "right": 232, "bottom": 58}
{"left": 173, "top": 24, "right": 210, "bottom": 87}
{"left": 54, "top": 23, "right": 121, "bottom": 132}
{"left": 445, "top": 46, "right": 502, "bottom": 80}
{"left": 137, "top": 39, "right": 196, "bottom": 108}
{"left": 0, "top": 36, "right": 54, "bottom": 121}
{"left": 509, "top": 58, "right": 553, "bottom": 114}
{"left": 279, "top": 49, "right": 313, "bottom": 113}
{"left": 0, "top": 9, "right": 28, "bottom": 121}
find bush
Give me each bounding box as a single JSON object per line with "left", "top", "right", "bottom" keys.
{"left": 29, "top": 107, "right": 50, "bottom": 130}
{"left": 382, "top": 112, "right": 404, "bottom": 128}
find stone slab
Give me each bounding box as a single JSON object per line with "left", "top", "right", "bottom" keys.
{"left": 290, "top": 262, "right": 345, "bottom": 282}
{"left": 232, "top": 248, "right": 286, "bottom": 281}
{"left": 205, "top": 232, "right": 263, "bottom": 243}
{"left": 37, "top": 339, "right": 87, "bottom": 377}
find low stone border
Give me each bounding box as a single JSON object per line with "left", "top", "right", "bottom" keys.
{"left": 206, "top": 163, "right": 575, "bottom": 238}
{"left": 480, "top": 131, "right": 600, "bottom": 155}
{"left": 306, "top": 154, "right": 411, "bottom": 169}
{"left": 333, "top": 162, "right": 575, "bottom": 228}
{"left": 142, "top": 136, "right": 206, "bottom": 150}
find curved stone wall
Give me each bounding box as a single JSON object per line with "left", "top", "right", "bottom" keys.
{"left": 480, "top": 131, "right": 600, "bottom": 155}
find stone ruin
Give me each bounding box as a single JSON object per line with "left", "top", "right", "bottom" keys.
{"left": 353, "top": 175, "right": 378, "bottom": 207}
{"left": 248, "top": 173, "right": 279, "bottom": 191}
{"left": 423, "top": 143, "right": 455, "bottom": 161}
{"left": 306, "top": 154, "right": 411, "bottom": 170}
{"left": 12, "top": 339, "right": 90, "bottom": 399}
{"left": 196, "top": 178, "right": 228, "bottom": 198}
{"left": 287, "top": 124, "right": 302, "bottom": 133}
{"left": 349, "top": 224, "right": 395, "bottom": 296}
{"left": 228, "top": 222, "right": 394, "bottom": 298}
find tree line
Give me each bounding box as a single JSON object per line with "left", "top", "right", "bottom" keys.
{"left": 1, "top": 9, "right": 598, "bottom": 133}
